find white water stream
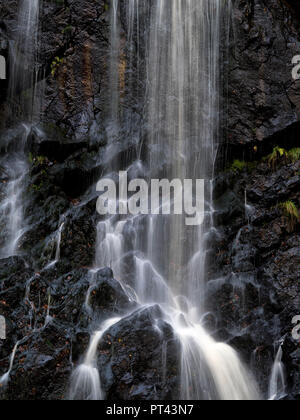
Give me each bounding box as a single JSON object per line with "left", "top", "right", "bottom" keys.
{"left": 69, "top": 317, "right": 121, "bottom": 400}
{"left": 70, "top": 0, "right": 260, "bottom": 401}
{"left": 0, "top": 0, "right": 41, "bottom": 258}
{"left": 0, "top": 0, "right": 42, "bottom": 387}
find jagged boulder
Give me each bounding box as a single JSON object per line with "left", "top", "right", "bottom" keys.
{"left": 98, "top": 305, "right": 180, "bottom": 400}
{"left": 89, "top": 268, "right": 135, "bottom": 316}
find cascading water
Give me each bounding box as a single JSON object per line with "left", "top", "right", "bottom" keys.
{"left": 0, "top": 0, "right": 41, "bottom": 258}
{"left": 0, "top": 341, "right": 21, "bottom": 386}
{"left": 69, "top": 317, "right": 121, "bottom": 401}
{"left": 70, "top": 0, "right": 261, "bottom": 400}
{"left": 45, "top": 221, "right": 65, "bottom": 269}
{"left": 109, "top": 0, "right": 121, "bottom": 129}
{"left": 268, "top": 345, "right": 287, "bottom": 401}
{"left": 0, "top": 0, "right": 43, "bottom": 389}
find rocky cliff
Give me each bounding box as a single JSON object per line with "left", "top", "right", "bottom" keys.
{"left": 209, "top": 0, "right": 300, "bottom": 399}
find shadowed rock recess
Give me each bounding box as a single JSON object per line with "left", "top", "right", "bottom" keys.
{"left": 0, "top": 0, "right": 299, "bottom": 401}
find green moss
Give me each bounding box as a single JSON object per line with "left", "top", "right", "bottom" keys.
{"left": 31, "top": 182, "right": 43, "bottom": 192}
{"left": 62, "top": 25, "right": 73, "bottom": 35}
{"left": 51, "top": 56, "right": 64, "bottom": 77}
{"left": 261, "top": 146, "right": 300, "bottom": 169}
{"left": 226, "top": 146, "right": 300, "bottom": 178}
{"left": 30, "top": 155, "right": 48, "bottom": 167}
{"left": 29, "top": 156, "right": 49, "bottom": 193}
{"left": 265, "top": 146, "right": 288, "bottom": 170}
{"left": 36, "top": 156, "right": 47, "bottom": 165}
{"left": 288, "top": 148, "right": 300, "bottom": 163}
{"left": 230, "top": 160, "right": 247, "bottom": 173}
{"left": 278, "top": 201, "right": 299, "bottom": 232}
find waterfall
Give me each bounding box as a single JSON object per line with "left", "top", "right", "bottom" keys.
{"left": 45, "top": 221, "right": 65, "bottom": 269}
{"left": 9, "top": 0, "right": 40, "bottom": 116}
{"left": 268, "top": 345, "right": 287, "bottom": 400}
{"left": 0, "top": 1, "right": 42, "bottom": 391}
{"left": 70, "top": 0, "right": 261, "bottom": 400}
{"left": 109, "top": 0, "right": 121, "bottom": 129}
{"left": 145, "top": 0, "right": 222, "bottom": 302}
{"left": 0, "top": 341, "right": 20, "bottom": 386}
{"left": 69, "top": 318, "right": 121, "bottom": 400}
{"left": 0, "top": 0, "right": 41, "bottom": 258}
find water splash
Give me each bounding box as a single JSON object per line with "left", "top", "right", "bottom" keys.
{"left": 69, "top": 318, "right": 121, "bottom": 400}
{"left": 95, "top": 220, "right": 126, "bottom": 281}
{"left": 45, "top": 221, "right": 65, "bottom": 269}
{"left": 0, "top": 341, "right": 20, "bottom": 387}
{"left": 268, "top": 345, "right": 287, "bottom": 401}
{"left": 177, "top": 321, "right": 258, "bottom": 400}
{"left": 70, "top": 0, "right": 260, "bottom": 400}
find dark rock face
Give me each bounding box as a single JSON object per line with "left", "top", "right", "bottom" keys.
{"left": 98, "top": 306, "right": 180, "bottom": 400}
{"left": 208, "top": 157, "right": 300, "bottom": 399}
{"left": 0, "top": 262, "right": 138, "bottom": 400}
{"left": 0, "top": 0, "right": 299, "bottom": 401}
{"left": 213, "top": 1, "right": 300, "bottom": 398}
{"left": 40, "top": 0, "right": 111, "bottom": 143}
{"left": 286, "top": 0, "right": 300, "bottom": 17}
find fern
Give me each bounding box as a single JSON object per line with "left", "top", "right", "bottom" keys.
{"left": 266, "top": 147, "right": 288, "bottom": 170}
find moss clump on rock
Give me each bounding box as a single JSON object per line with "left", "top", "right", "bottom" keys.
{"left": 278, "top": 201, "right": 300, "bottom": 232}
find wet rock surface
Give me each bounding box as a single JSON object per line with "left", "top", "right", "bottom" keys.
{"left": 209, "top": 156, "right": 300, "bottom": 399}
{"left": 0, "top": 0, "right": 299, "bottom": 401}
{"left": 98, "top": 305, "right": 180, "bottom": 400}
{"left": 89, "top": 268, "right": 135, "bottom": 316}
{"left": 0, "top": 262, "right": 135, "bottom": 400}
